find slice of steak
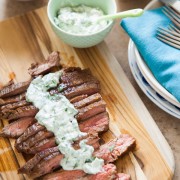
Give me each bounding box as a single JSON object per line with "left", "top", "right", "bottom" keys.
{"left": 18, "top": 146, "right": 59, "bottom": 174}
{"left": 64, "top": 82, "right": 100, "bottom": 99}
{"left": 6, "top": 105, "right": 38, "bottom": 121}
{"left": 30, "top": 152, "right": 63, "bottom": 179}
{"left": 61, "top": 68, "right": 91, "bottom": 84}
{"left": 61, "top": 69, "right": 98, "bottom": 89}
{"left": 83, "top": 164, "right": 117, "bottom": 180}
{"left": 1, "top": 100, "right": 30, "bottom": 113}
{"left": 93, "top": 134, "right": 136, "bottom": 164}
{"left": 15, "top": 122, "right": 45, "bottom": 146}
{"left": 17, "top": 130, "right": 54, "bottom": 152}
{"left": 74, "top": 93, "right": 102, "bottom": 109}
{"left": 19, "top": 135, "right": 134, "bottom": 178}
{"left": 19, "top": 134, "right": 100, "bottom": 174}
{"left": 76, "top": 100, "right": 106, "bottom": 121}
{"left": 116, "top": 173, "right": 130, "bottom": 180}
{"left": 26, "top": 137, "right": 57, "bottom": 154}
{"left": 28, "top": 51, "right": 60, "bottom": 76}
{"left": 0, "top": 80, "right": 30, "bottom": 98}
{"left": 42, "top": 169, "right": 86, "bottom": 180}
{"left": 79, "top": 112, "right": 109, "bottom": 134}
{"left": 70, "top": 94, "right": 88, "bottom": 103}
{"left": 0, "top": 93, "right": 26, "bottom": 106}
{"left": 0, "top": 117, "right": 35, "bottom": 138}
{"left": 42, "top": 164, "right": 117, "bottom": 180}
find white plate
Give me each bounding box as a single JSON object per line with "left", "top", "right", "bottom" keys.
{"left": 128, "top": 40, "right": 180, "bottom": 118}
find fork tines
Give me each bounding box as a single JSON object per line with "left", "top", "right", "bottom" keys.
{"left": 156, "top": 5, "right": 180, "bottom": 49}
{"left": 157, "top": 28, "right": 180, "bottom": 49}
{"left": 163, "top": 5, "right": 180, "bottom": 29}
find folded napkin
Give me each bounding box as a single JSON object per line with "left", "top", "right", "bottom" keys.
{"left": 121, "top": 7, "right": 180, "bottom": 102}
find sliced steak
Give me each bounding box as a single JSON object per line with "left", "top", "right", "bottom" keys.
{"left": 19, "top": 135, "right": 100, "bottom": 174}
{"left": 74, "top": 93, "right": 102, "bottom": 109}
{"left": 0, "top": 93, "right": 26, "bottom": 106}
{"left": 116, "top": 173, "right": 130, "bottom": 180}
{"left": 15, "top": 122, "right": 45, "bottom": 146}
{"left": 0, "top": 117, "right": 35, "bottom": 138}
{"left": 77, "top": 100, "right": 106, "bottom": 121}
{"left": 83, "top": 164, "right": 117, "bottom": 180}
{"left": 18, "top": 146, "right": 59, "bottom": 174}
{"left": 28, "top": 51, "right": 60, "bottom": 76}
{"left": 42, "top": 164, "right": 117, "bottom": 180}
{"left": 1, "top": 100, "right": 30, "bottom": 113}
{"left": 64, "top": 81, "right": 100, "bottom": 99}
{"left": 61, "top": 68, "right": 91, "bottom": 83}
{"left": 70, "top": 94, "right": 88, "bottom": 103}
{"left": 17, "top": 130, "right": 54, "bottom": 152}
{"left": 79, "top": 112, "right": 109, "bottom": 134}
{"left": 42, "top": 169, "right": 86, "bottom": 180}
{"left": 19, "top": 135, "right": 133, "bottom": 178}
{"left": 61, "top": 69, "right": 98, "bottom": 89}
{"left": 93, "top": 134, "right": 136, "bottom": 164}
{"left": 30, "top": 152, "right": 63, "bottom": 179}
{"left": 0, "top": 80, "right": 30, "bottom": 98}
{"left": 6, "top": 105, "right": 38, "bottom": 121}
{"left": 26, "top": 137, "right": 57, "bottom": 154}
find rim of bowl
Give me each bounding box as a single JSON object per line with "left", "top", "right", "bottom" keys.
{"left": 47, "top": 0, "right": 117, "bottom": 37}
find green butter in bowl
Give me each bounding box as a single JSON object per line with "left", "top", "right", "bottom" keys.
{"left": 47, "top": 0, "right": 117, "bottom": 48}
{"left": 47, "top": 0, "right": 143, "bottom": 48}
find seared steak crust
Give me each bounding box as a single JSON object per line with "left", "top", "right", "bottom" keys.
{"left": 1, "top": 100, "right": 30, "bottom": 113}
{"left": 74, "top": 93, "right": 102, "bottom": 109}
{"left": 93, "top": 134, "right": 136, "bottom": 164}
{"left": 0, "top": 117, "right": 35, "bottom": 138}
{"left": 64, "top": 82, "right": 100, "bottom": 99}
{"left": 28, "top": 51, "right": 60, "bottom": 76}
{"left": 42, "top": 164, "right": 117, "bottom": 180}
{"left": 77, "top": 100, "right": 106, "bottom": 121}
{"left": 6, "top": 105, "right": 38, "bottom": 121}
{"left": 0, "top": 80, "right": 30, "bottom": 98}
{"left": 0, "top": 93, "right": 26, "bottom": 106}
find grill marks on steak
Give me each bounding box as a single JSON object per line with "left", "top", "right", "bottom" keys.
{"left": 19, "top": 135, "right": 100, "bottom": 175}
{"left": 42, "top": 164, "right": 118, "bottom": 180}
{"left": 16, "top": 111, "right": 105, "bottom": 154}
{"left": 17, "top": 130, "right": 54, "bottom": 153}
{"left": 93, "top": 134, "right": 136, "bottom": 164}
{"left": 5, "top": 105, "right": 38, "bottom": 121}
{"left": 0, "top": 117, "right": 35, "bottom": 138}
{"left": 0, "top": 80, "right": 30, "bottom": 98}
{"left": 19, "top": 135, "right": 135, "bottom": 178}
{"left": 73, "top": 93, "right": 102, "bottom": 109}
{"left": 15, "top": 122, "right": 45, "bottom": 146}
{"left": 77, "top": 100, "right": 106, "bottom": 121}
{"left": 64, "top": 81, "right": 100, "bottom": 99}
{"left": 31, "top": 152, "right": 63, "bottom": 179}
{"left": 18, "top": 146, "right": 59, "bottom": 174}
{"left": 1, "top": 100, "right": 30, "bottom": 114}
{"left": 0, "top": 93, "right": 26, "bottom": 106}
{"left": 28, "top": 51, "right": 61, "bottom": 76}
{"left": 79, "top": 112, "right": 109, "bottom": 134}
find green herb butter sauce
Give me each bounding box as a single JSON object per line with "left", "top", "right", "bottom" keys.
{"left": 26, "top": 72, "right": 104, "bottom": 174}
{"left": 54, "top": 5, "right": 110, "bottom": 35}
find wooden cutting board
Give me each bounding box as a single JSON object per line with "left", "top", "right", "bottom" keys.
{"left": 0, "top": 6, "right": 174, "bottom": 180}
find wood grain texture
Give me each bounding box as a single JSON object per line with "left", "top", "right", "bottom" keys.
{"left": 0, "top": 7, "right": 174, "bottom": 180}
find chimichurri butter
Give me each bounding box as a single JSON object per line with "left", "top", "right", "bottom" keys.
{"left": 26, "top": 72, "right": 104, "bottom": 174}
{"left": 54, "top": 5, "right": 110, "bottom": 35}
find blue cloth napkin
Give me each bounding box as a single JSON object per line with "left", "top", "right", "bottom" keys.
{"left": 121, "top": 7, "right": 180, "bottom": 102}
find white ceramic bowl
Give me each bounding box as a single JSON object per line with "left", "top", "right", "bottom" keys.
{"left": 132, "top": 0, "right": 180, "bottom": 108}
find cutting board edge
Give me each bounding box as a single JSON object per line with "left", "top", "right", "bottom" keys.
{"left": 97, "top": 42, "right": 175, "bottom": 175}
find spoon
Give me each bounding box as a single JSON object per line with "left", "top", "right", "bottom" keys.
{"left": 96, "top": 9, "right": 144, "bottom": 22}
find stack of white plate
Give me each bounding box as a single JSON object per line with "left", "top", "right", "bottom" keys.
{"left": 128, "top": 40, "right": 180, "bottom": 118}
{"left": 128, "top": 0, "right": 180, "bottom": 118}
